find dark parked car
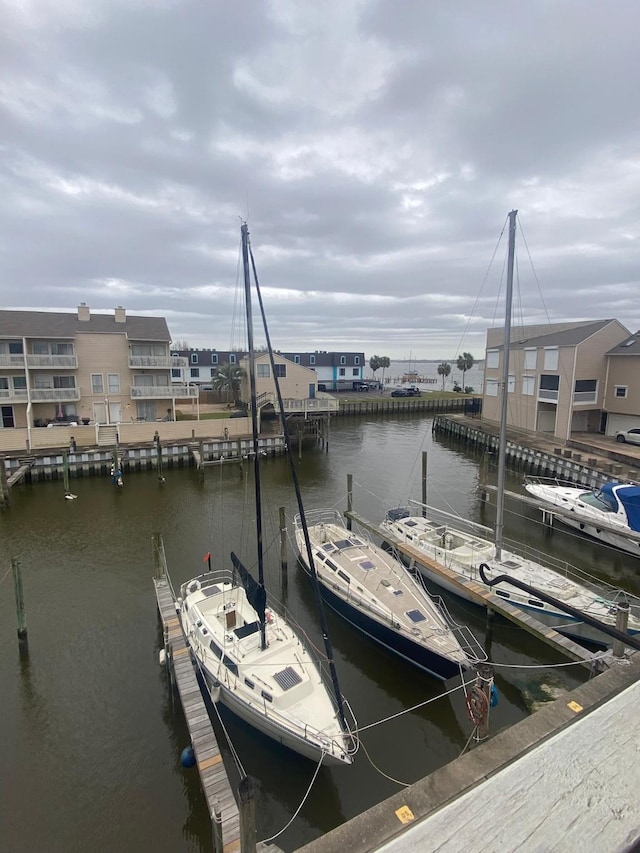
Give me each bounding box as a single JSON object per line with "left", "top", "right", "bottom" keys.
{"left": 391, "top": 388, "right": 410, "bottom": 397}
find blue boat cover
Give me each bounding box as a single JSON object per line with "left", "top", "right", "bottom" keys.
{"left": 601, "top": 483, "right": 640, "bottom": 532}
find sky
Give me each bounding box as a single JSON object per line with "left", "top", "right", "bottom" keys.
{"left": 2, "top": 1, "right": 639, "bottom": 360}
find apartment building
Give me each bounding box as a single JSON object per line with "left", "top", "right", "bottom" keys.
{"left": 172, "top": 348, "right": 366, "bottom": 392}
{"left": 482, "top": 319, "right": 630, "bottom": 441}
{"left": 0, "top": 305, "right": 195, "bottom": 428}
{"left": 603, "top": 331, "right": 640, "bottom": 435}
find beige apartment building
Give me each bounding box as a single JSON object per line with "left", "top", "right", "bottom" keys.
{"left": 481, "top": 319, "right": 637, "bottom": 441}
{"left": 0, "top": 304, "right": 196, "bottom": 430}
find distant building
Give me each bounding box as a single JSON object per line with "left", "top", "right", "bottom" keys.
{"left": 0, "top": 305, "right": 194, "bottom": 428}
{"left": 172, "top": 348, "right": 366, "bottom": 393}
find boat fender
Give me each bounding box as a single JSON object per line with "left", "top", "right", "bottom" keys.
{"left": 490, "top": 683, "right": 499, "bottom": 707}
{"left": 180, "top": 746, "right": 196, "bottom": 768}
{"left": 189, "top": 581, "right": 201, "bottom": 594}
{"left": 158, "top": 649, "right": 166, "bottom": 667}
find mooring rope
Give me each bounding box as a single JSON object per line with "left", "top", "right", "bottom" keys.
{"left": 259, "top": 749, "right": 326, "bottom": 844}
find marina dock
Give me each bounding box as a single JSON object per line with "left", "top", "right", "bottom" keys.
{"left": 296, "top": 652, "right": 640, "bottom": 853}
{"left": 153, "top": 542, "right": 241, "bottom": 853}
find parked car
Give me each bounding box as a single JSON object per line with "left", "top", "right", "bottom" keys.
{"left": 354, "top": 383, "right": 369, "bottom": 391}
{"left": 615, "top": 428, "right": 640, "bottom": 445}
{"left": 391, "top": 389, "right": 410, "bottom": 397}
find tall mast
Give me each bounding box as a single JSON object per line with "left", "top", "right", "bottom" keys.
{"left": 247, "top": 238, "right": 349, "bottom": 734}
{"left": 241, "top": 222, "right": 267, "bottom": 651}
{"left": 495, "top": 209, "right": 517, "bottom": 560}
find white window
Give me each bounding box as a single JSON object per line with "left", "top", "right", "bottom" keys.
{"left": 108, "top": 374, "right": 120, "bottom": 393}
{"left": 486, "top": 350, "right": 499, "bottom": 369}
{"left": 229, "top": 353, "right": 237, "bottom": 364}
{"left": 352, "top": 368, "right": 359, "bottom": 376}
{"left": 340, "top": 356, "right": 346, "bottom": 365}
{"left": 485, "top": 379, "right": 499, "bottom": 397}
{"left": 191, "top": 368, "right": 199, "bottom": 378}
{"left": 524, "top": 349, "right": 536, "bottom": 370}
{"left": 543, "top": 348, "right": 558, "bottom": 370}
{"left": 190, "top": 353, "right": 198, "bottom": 364}
{"left": 354, "top": 356, "right": 360, "bottom": 365}
{"left": 339, "top": 367, "right": 345, "bottom": 376}
{"left": 294, "top": 355, "right": 300, "bottom": 364}
{"left": 91, "top": 374, "right": 104, "bottom": 394}
{"left": 171, "top": 369, "right": 181, "bottom": 379}
{"left": 210, "top": 353, "right": 218, "bottom": 365}
{"left": 257, "top": 364, "right": 270, "bottom": 378}
{"left": 522, "top": 375, "right": 535, "bottom": 396}
{"left": 310, "top": 355, "right": 316, "bottom": 365}
{"left": 615, "top": 386, "right": 628, "bottom": 398}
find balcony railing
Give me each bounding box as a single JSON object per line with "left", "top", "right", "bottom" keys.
{"left": 0, "top": 388, "right": 28, "bottom": 402}
{"left": 573, "top": 391, "right": 598, "bottom": 404}
{"left": 130, "top": 384, "right": 199, "bottom": 399}
{"left": 0, "top": 354, "right": 26, "bottom": 367}
{"left": 26, "top": 355, "right": 78, "bottom": 369}
{"left": 31, "top": 388, "right": 81, "bottom": 402}
{"left": 538, "top": 389, "right": 559, "bottom": 402}
{"left": 256, "top": 391, "right": 339, "bottom": 415}
{"left": 128, "top": 356, "right": 188, "bottom": 369}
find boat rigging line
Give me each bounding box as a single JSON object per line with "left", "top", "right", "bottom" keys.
{"left": 258, "top": 749, "right": 327, "bottom": 845}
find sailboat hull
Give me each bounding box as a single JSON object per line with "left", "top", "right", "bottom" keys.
{"left": 297, "top": 559, "right": 465, "bottom": 681}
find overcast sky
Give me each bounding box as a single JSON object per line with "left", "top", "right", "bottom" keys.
{"left": 2, "top": 1, "right": 639, "bottom": 360}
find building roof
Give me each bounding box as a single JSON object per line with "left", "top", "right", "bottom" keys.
{"left": 493, "top": 320, "right": 618, "bottom": 351}
{"left": 607, "top": 331, "right": 640, "bottom": 356}
{"left": 0, "top": 308, "right": 170, "bottom": 342}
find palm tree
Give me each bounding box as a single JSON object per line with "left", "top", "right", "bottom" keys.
{"left": 213, "top": 363, "right": 246, "bottom": 407}
{"left": 456, "top": 352, "right": 475, "bottom": 392}
{"left": 369, "top": 355, "right": 381, "bottom": 380}
{"left": 437, "top": 362, "right": 451, "bottom": 390}
{"left": 379, "top": 356, "right": 390, "bottom": 385}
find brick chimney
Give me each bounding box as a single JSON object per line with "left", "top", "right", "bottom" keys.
{"left": 77, "top": 303, "right": 90, "bottom": 321}
{"left": 114, "top": 306, "right": 126, "bottom": 323}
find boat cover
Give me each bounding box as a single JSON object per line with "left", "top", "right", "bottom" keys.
{"left": 602, "top": 483, "right": 640, "bottom": 532}
{"left": 230, "top": 551, "right": 267, "bottom": 623}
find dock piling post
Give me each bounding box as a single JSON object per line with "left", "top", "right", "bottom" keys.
{"left": 279, "top": 506, "right": 288, "bottom": 597}
{"left": 12, "top": 557, "right": 28, "bottom": 643}
{"left": 0, "top": 456, "right": 10, "bottom": 508}
{"left": 421, "top": 451, "right": 428, "bottom": 516}
{"left": 238, "top": 775, "right": 257, "bottom": 853}
{"left": 476, "top": 662, "right": 494, "bottom": 741}
{"left": 62, "top": 452, "right": 70, "bottom": 495}
{"left": 212, "top": 805, "right": 223, "bottom": 853}
{"left": 346, "top": 473, "right": 353, "bottom": 530}
{"left": 612, "top": 599, "right": 630, "bottom": 658}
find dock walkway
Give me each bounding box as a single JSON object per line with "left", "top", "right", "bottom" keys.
{"left": 154, "top": 574, "right": 241, "bottom": 852}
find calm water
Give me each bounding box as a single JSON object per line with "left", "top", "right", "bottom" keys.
{"left": 1, "top": 415, "right": 636, "bottom": 852}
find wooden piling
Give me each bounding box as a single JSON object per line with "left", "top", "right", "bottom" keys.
{"left": 238, "top": 775, "right": 257, "bottom": 853}
{"left": 421, "top": 451, "right": 428, "bottom": 516}
{"left": 613, "top": 600, "right": 630, "bottom": 659}
{"left": 0, "top": 456, "right": 9, "bottom": 508}
{"left": 12, "top": 557, "right": 27, "bottom": 642}
{"left": 62, "top": 452, "right": 70, "bottom": 495}
{"left": 476, "top": 662, "right": 494, "bottom": 741}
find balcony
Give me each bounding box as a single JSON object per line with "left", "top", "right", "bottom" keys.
{"left": 26, "top": 355, "right": 78, "bottom": 369}
{"left": 573, "top": 391, "right": 598, "bottom": 404}
{"left": 128, "top": 356, "right": 188, "bottom": 369}
{"left": 130, "top": 384, "right": 199, "bottom": 400}
{"left": 0, "top": 354, "right": 26, "bottom": 367}
{"left": 31, "top": 388, "right": 81, "bottom": 402}
{"left": 0, "top": 388, "right": 28, "bottom": 403}
{"left": 538, "top": 390, "right": 558, "bottom": 403}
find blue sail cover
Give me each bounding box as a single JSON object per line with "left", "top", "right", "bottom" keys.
{"left": 604, "top": 483, "right": 640, "bottom": 532}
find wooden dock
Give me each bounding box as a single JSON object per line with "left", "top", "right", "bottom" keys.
{"left": 345, "top": 510, "right": 601, "bottom": 670}
{"left": 153, "top": 574, "right": 241, "bottom": 852}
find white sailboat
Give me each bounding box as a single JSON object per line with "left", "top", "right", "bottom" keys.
{"left": 294, "top": 509, "right": 485, "bottom": 681}
{"left": 382, "top": 210, "right": 640, "bottom": 646}
{"left": 178, "top": 223, "right": 355, "bottom": 766}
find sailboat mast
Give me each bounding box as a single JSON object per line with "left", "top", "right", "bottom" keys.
{"left": 247, "top": 242, "right": 349, "bottom": 734}
{"left": 241, "top": 222, "right": 267, "bottom": 651}
{"left": 495, "top": 209, "right": 518, "bottom": 559}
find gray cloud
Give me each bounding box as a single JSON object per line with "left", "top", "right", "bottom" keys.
{"left": 1, "top": 0, "right": 639, "bottom": 359}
